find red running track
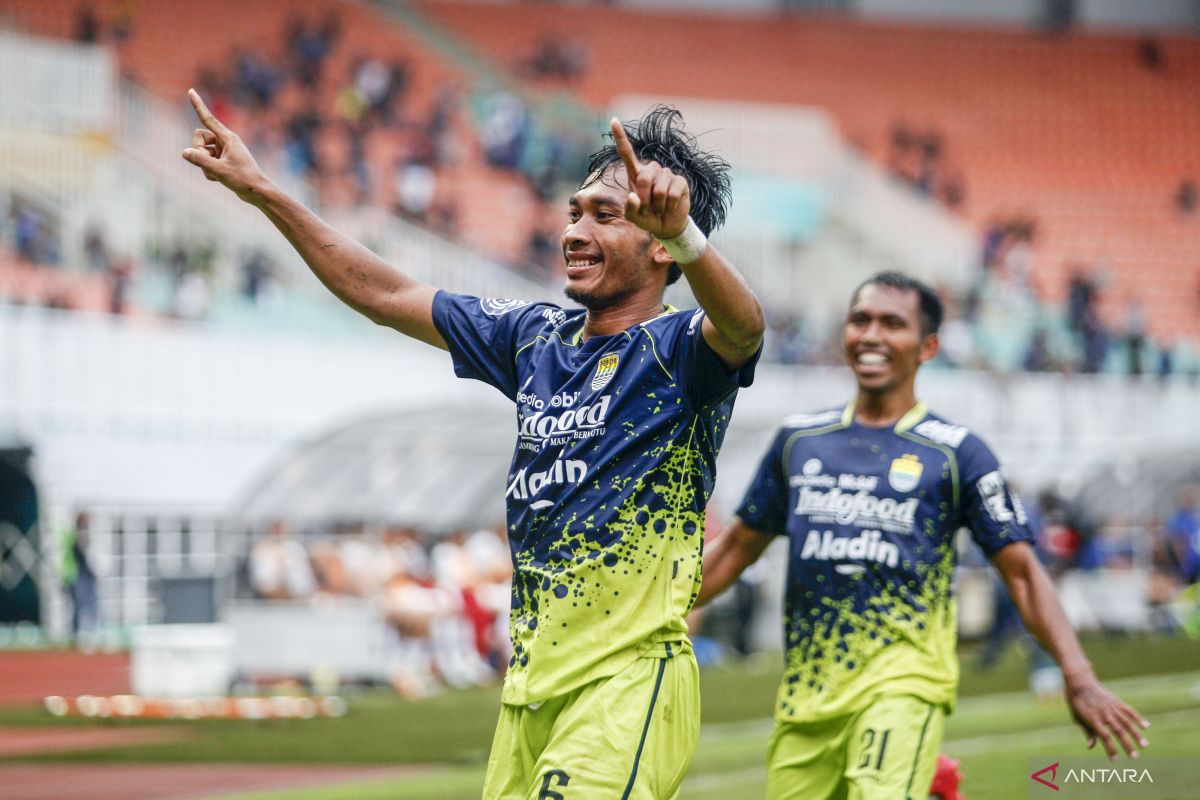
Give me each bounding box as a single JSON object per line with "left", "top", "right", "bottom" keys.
{"left": 0, "top": 650, "right": 130, "bottom": 707}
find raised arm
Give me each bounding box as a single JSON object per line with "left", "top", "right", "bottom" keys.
{"left": 180, "top": 90, "right": 445, "bottom": 348}
{"left": 991, "top": 542, "right": 1150, "bottom": 759}
{"left": 611, "top": 119, "right": 764, "bottom": 368}
{"left": 695, "top": 518, "right": 773, "bottom": 609}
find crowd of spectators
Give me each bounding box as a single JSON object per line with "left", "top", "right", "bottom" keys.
{"left": 240, "top": 479, "right": 1200, "bottom": 696}
{"left": 955, "top": 481, "right": 1200, "bottom": 693}
{"left": 247, "top": 519, "right": 511, "bottom": 698}
{"left": 74, "top": 1, "right": 135, "bottom": 51}
{"left": 186, "top": 10, "right": 586, "bottom": 281}
{"left": 0, "top": 201, "right": 135, "bottom": 314}
{"left": 885, "top": 122, "right": 966, "bottom": 212}
{"left": 760, "top": 210, "right": 1198, "bottom": 380}
{"left": 3, "top": 8, "right": 1195, "bottom": 370}
{"left": 0, "top": 194, "right": 290, "bottom": 319}
{"left": 519, "top": 32, "right": 591, "bottom": 83}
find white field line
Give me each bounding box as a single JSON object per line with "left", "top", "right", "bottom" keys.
{"left": 684, "top": 708, "right": 1199, "bottom": 795}
{"left": 683, "top": 766, "right": 767, "bottom": 792}
{"left": 688, "top": 671, "right": 1200, "bottom": 791}
{"left": 944, "top": 708, "right": 1199, "bottom": 757}
{"left": 699, "top": 671, "right": 1200, "bottom": 743}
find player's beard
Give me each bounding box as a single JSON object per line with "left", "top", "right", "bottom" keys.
{"left": 564, "top": 280, "right": 637, "bottom": 311}
{"left": 563, "top": 236, "right": 652, "bottom": 311}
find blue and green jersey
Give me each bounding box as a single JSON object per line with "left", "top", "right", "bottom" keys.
{"left": 737, "top": 401, "right": 1032, "bottom": 721}
{"left": 433, "top": 292, "right": 758, "bottom": 705}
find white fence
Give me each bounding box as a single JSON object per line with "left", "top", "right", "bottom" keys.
{"left": 6, "top": 305, "right": 1200, "bottom": 516}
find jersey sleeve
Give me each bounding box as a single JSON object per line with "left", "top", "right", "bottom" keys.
{"left": 660, "top": 309, "right": 762, "bottom": 409}
{"left": 958, "top": 434, "right": 1035, "bottom": 556}
{"left": 431, "top": 292, "right": 550, "bottom": 401}
{"left": 734, "top": 427, "right": 790, "bottom": 536}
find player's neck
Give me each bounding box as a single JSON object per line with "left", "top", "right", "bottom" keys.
{"left": 581, "top": 295, "right": 667, "bottom": 339}
{"left": 854, "top": 388, "right": 919, "bottom": 428}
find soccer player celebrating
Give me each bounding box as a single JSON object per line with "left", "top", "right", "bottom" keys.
{"left": 697, "top": 272, "right": 1147, "bottom": 799}
{"left": 182, "top": 92, "right": 763, "bottom": 798}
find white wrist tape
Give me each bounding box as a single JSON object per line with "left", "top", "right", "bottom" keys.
{"left": 657, "top": 217, "right": 707, "bottom": 265}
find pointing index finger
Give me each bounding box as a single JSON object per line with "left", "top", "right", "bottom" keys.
{"left": 189, "top": 88, "right": 230, "bottom": 141}
{"left": 610, "top": 117, "right": 640, "bottom": 182}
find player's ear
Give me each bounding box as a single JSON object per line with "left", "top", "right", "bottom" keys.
{"left": 919, "top": 332, "right": 940, "bottom": 364}
{"left": 650, "top": 239, "right": 674, "bottom": 267}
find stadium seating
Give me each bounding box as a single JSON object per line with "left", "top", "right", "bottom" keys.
{"left": 3, "top": 0, "right": 1197, "bottom": 345}
{"left": 0, "top": 0, "right": 550, "bottom": 267}
{"left": 418, "top": 1, "right": 1200, "bottom": 341}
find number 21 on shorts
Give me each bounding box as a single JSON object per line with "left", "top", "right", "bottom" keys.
{"left": 857, "top": 727, "right": 890, "bottom": 771}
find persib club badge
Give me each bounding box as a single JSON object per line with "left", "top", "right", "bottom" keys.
{"left": 591, "top": 353, "right": 619, "bottom": 391}
{"left": 888, "top": 454, "right": 923, "bottom": 492}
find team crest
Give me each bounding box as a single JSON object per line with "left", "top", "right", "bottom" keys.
{"left": 479, "top": 298, "right": 529, "bottom": 317}
{"left": 591, "top": 353, "right": 619, "bottom": 391}
{"left": 888, "top": 454, "right": 923, "bottom": 493}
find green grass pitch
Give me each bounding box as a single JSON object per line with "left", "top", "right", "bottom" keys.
{"left": 3, "top": 635, "right": 1197, "bottom": 799}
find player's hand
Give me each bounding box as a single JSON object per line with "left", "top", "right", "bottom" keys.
{"left": 181, "top": 89, "right": 269, "bottom": 204}
{"left": 1065, "top": 672, "right": 1149, "bottom": 760}
{"left": 610, "top": 117, "right": 690, "bottom": 240}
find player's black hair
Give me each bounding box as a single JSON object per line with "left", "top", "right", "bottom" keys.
{"left": 852, "top": 271, "right": 944, "bottom": 337}
{"left": 584, "top": 106, "right": 732, "bottom": 285}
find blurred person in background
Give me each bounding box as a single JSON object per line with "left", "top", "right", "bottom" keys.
{"left": 1167, "top": 484, "right": 1200, "bottom": 586}
{"left": 976, "top": 484, "right": 1065, "bottom": 699}
{"left": 698, "top": 272, "right": 1147, "bottom": 800}
{"left": 1146, "top": 515, "right": 1184, "bottom": 632}
{"left": 183, "top": 91, "right": 763, "bottom": 798}
{"left": 74, "top": 3, "right": 100, "bottom": 44}
{"left": 308, "top": 538, "right": 355, "bottom": 596}
{"left": 60, "top": 511, "right": 100, "bottom": 644}
{"left": 248, "top": 519, "right": 316, "bottom": 601}
{"left": 465, "top": 526, "right": 514, "bottom": 671}
{"left": 336, "top": 523, "right": 395, "bottom": 598}
{"left": 428, "top": 530, "right": 496, "bottom": 688}
{"left": 383, "top": 553, "right": 451, "bottom": 699}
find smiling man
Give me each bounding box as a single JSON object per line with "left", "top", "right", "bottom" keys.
{"left": 697, "top": 272, "right": 1147, "bottom": 800}
{"left": 182, "top": 95, "right": 763, "bottom": 798}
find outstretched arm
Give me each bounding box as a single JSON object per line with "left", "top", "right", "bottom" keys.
{"left": 611, "top": 119, "right": 764, "bottom": 369}
{"left": 180, "top": 90, "right": 445, "bottom": 348}
{"left": 695, "top": 518, "right": 773, "bottom": 609}
{"left": 991, "top": 542, "right": 1150, "bottom": 759}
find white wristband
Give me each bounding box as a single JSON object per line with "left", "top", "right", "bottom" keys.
{"left": 657, "top": 218, "right": 707, "bottom": 265}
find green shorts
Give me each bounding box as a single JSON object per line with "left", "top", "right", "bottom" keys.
{"left": 766, "top": 694, "right": 945, "bottom": 800}
{"left": 483, "top": 643, "right": 699, "bottom": 800}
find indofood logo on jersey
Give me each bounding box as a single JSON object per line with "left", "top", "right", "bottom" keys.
{"left": 591, "top": 354, "right": 619, "bottom": 391}
{"left": 517, "top": 394, "right": 612, "bottom": 444}
{"left": 887, "top": 454, "right": 924, "bottom": 493}
{"left": 794, "top": 488, "right": 918, "bottom": 532}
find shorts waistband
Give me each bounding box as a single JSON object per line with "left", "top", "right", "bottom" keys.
{"left": 637, "top": 638, "right": 692, "bottom": 660}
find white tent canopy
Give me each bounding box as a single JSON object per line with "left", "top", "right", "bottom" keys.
{"left": 228, "top": 367, "right": 1200, "bottom": 534}
{"left": 230, "top": 402, "right": 518, "bottom": 532}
